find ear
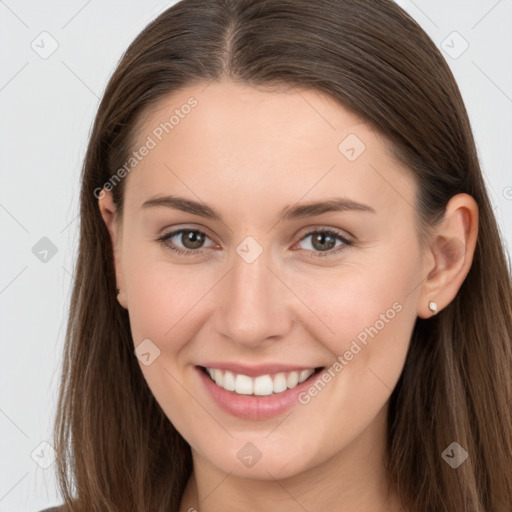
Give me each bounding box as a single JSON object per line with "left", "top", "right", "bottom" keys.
{"left": 98, "top": 189, "right": 128, "bottom": 309}
{"left": 417, "top": 193, "right": 478, "bottom": 318}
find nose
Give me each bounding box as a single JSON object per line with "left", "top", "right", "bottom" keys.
{"left": 213, "top": 246, "right": 294, "bottom": 348}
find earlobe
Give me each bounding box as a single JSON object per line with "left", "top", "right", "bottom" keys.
{"left": 116, "top": 288, "right": 128, "bottom": 309}
{"left": 98, "top": 189, "right": 128, "bottom": 309}
{"left": 417, "top": 193, "right": 478, "bottom": 319}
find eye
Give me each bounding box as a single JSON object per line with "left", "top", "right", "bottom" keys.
{"left": 157, "top": 228, "right": 216, "bottom": 256}
{"left": 295, "top": 229, "right": 352, "bottom": 258}
{"left": 157, "top": 227, "right": 353, "bottom": 258}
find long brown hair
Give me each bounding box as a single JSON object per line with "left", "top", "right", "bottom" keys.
{"left": 54, "top": 1, "right": 512, "bottom": 510}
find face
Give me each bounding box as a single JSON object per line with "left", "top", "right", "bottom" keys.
{"left": 104, "top": 80, "right": 426, "bottom": 480}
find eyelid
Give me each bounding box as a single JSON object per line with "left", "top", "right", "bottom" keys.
{"left": 157, "top": 225, "right": 354, "bottom": 257}
{"left": 291, "top": 227, "right": 353, "bottom": 259}
{"left": 158, "top": 223, "right": 217, "bottom": 243}
{"left": 295, "top": 225, "right": 354, "bottom": 243}
{"left": 158, "top": 227, "right": 217, "bottom": 253}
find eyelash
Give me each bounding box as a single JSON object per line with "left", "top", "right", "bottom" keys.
{"left": 156, "top": 228, "right": 353, "bottom": 259}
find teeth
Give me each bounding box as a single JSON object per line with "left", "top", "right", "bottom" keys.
{"left": 205, "top": 367, "right": 316, "bottom": 396}
{"left": 299, "top": 369, "right": 314, "bottom": 383}
{"left": 235, "top": 374, "right": 253, "bottom": 395}
{"left": 253, "top": 375, "right": 274, "bottom": 396}
{"left": 223, "top": 371, "right": 235, "bottom": 391}
{"left": 273, "top": 373, "right": 287, "bottom": 393}
{"left": 213, "top": 369, "right": 224, "bottom": 387}
{"left": 286, "top": 371, "right": 299, "bottom": 389}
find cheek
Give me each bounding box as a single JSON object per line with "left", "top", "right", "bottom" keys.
{"left": 122, "top": 244, "right": 216, "bottom": 347}
{"left": 121, "top": 250, "right": 211, "bottom": 434}
{"left": 290, "top": 260, "right": 419, "bottom": 453}
{"left": 284, "top": 248, "right": 420, "bottom": 356}
{"left": 289, "top": 246, "right": 421, "bottom": 424}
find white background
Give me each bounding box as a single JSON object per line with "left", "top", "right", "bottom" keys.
{"left": 0, "top": 1, "right": 511, "bottom": 510}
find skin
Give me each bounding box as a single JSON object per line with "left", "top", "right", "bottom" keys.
{"left": 99, "top": 80, "right": 478, "bottom": 512}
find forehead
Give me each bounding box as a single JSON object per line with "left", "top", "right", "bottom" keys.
{"left": 125, "top": 80, "right": 416, "bottom": 221}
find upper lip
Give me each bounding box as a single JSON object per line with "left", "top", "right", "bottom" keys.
{"left": 198, "top": 362, "right": 322, "bottom": 377}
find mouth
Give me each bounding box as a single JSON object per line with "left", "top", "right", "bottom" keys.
{"left": 198, "top": 365, "right": 325, "bottom": 396}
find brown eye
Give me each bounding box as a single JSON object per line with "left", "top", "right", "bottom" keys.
{"left": 158, "top": 228, "right": 215, "bottom": 255}
{"left": 296, "top": 229, "right": 352, "bottom": 258}
{"left": 310, "top": 232, "right": 338, "bottom": 251}
{"left": 178, "top": 229, "right": 206, "bottom": 249}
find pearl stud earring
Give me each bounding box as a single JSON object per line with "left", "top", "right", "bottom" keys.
{"left": 428, "top": 300, "right": 438, "bottom": 315}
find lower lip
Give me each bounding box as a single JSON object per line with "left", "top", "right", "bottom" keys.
{"left": 196, "top": 366, "right": 322, "bottom": 420}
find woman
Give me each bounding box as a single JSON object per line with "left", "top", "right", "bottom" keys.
{"left": 45, "top": 0, "right": 512, "bottom": 511}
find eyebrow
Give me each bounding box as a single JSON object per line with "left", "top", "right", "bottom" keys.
{"left": 141, "top": 195, "right": 376, "bottom": 221}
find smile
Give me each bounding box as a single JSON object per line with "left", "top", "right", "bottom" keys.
{"left": 202, "top": 366, "right": 321, "bottom": 396}
{"left": 197, "top": 364, "right": 326, "bottom": 420}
